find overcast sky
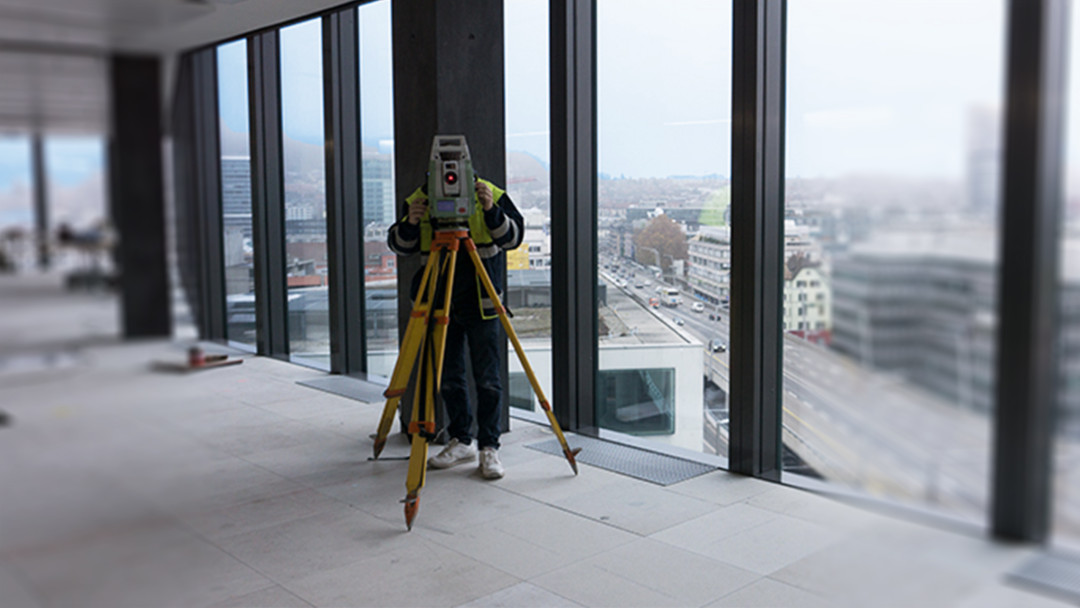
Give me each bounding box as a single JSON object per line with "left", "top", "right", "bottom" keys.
{"left": 5, "top": 0, "right": 1080, "bottom": 224}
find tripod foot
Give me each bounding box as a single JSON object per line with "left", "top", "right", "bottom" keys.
{"left": 402, "top": 493, "right": 419, "bottom": 530}
{"left": 372, "top": 437, "right": 386, "bottom": 460}
{"left": 564, "top": 447, "right": 583, "bottom": 475}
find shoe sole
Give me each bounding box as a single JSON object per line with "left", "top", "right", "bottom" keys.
{"left": 481, "top": 469, "right": 504, "bottom": 480}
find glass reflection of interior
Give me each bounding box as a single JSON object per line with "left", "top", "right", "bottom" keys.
{"left": 783, "top": 1, "right": 1005, "bottom": 523}
{"left": 1053, "top": 0, "right": 1080, "bottom": 552}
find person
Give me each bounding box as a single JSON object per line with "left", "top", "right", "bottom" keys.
{"left": 387, "top": 173, "right": 524, "bottom": 479}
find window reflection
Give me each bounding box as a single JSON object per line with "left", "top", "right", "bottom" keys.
{"left": 0, "top": 136, "right": 34, "bottom": 272}
{"left": 784, "top": 1, "right": 1005, "bottom": 522}
{"left": 216, "top": 39, "right": 257, "bottom": 347}
{"left": 596, "top": 0, "right": 731, "bottom": 456}
{"left": 505, "top": 0, "right": 554, "bottom": 410}
{"left": 359, "top": 0, "right": 398, "bottom": 378}
{"left": 280, "top": 18, "right": 330, "bottom": 368}
{"left": 1054, "top": 0, "right": 1080, "bottom": 552}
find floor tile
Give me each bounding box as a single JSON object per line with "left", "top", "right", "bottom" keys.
{"left": 706, "top": 578, "right": 833, "bottom": 608}
{"left": 585, "top": 538, "right": 760, "bottom": 605}
{"left": 285, "top": 537, "right": 520, "bottom": 607}
{"left": 425, "top": 502, "right": 638, "bottom": 579}
{"left": 179, "top": 486, "right": 346, "bottom": 542}
{"left": 549, "top": 478, "right": 719, "bottom": 536}
{"left": 209, "top": 584, "right": 315, "bottom": 607}
{"left": 665, "top": 470, "right": 774, "bottom": 506}
{"left": 213, "top": 507, "right": 411, "bottom": 584}
{"left": 650, "top": 503, "right": 780, "bottom": 556}
{"left": 706, "top": 513, "right": 845, "bottom": 575}
{"left": 454, "top": 581, "right": 584, "bottom": 608}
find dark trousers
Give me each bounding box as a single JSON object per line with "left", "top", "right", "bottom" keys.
{"left": 440, "top": 314, "right": 503, "bottom": 449}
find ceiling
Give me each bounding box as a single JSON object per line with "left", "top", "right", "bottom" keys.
{"left": 0, "top": 0, "right": 349, "bottom": 134}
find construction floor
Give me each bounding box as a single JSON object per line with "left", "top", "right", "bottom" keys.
{"left": 0, "top": 273, "right": 1074, "bottom": 607}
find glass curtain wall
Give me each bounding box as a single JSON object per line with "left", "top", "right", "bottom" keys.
{"left": 359, "top": 0, "right": 398, "bottom": 378}
{"left": 504, "top": 0, "right": 553, "bottom": 411}
{"left": 0, "top": 135, "right": 34, "bottom": 272}
{"left": 784, "top": 1, "right": 1006, "bottom": 523}
{"left": 216, "top": 39, "right": 257, "bottom": 348}
{"left": 596, "top": 0, "right": 732, "bottom": 455}
{"left": 280, "top": 18, "right": 331, "bottom": 368}
{"left": 1054, "top": 2, "right": 1080, "bottom": 552}
{"left": 45, "top": 136, "right": 108, "bottom": 276}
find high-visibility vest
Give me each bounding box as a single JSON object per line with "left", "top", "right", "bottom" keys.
{"left": 403, "top": 177, "right": 507, "bottom": 260}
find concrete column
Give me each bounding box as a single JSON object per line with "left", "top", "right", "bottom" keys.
{"left": 110, "top": 55, "right": 171, "bottom": 338}
{"left": 392, "top": 0, "right": 508, "bottom": 433}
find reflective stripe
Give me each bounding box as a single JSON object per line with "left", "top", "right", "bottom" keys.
{"left": 394, "top": 234, "right": 418, "bottom": 250}
{"left": 489, "top": 215, "right": 511, "bottom": 239}
{"left": 474, "top": 243, "right": 500, "bottom": 259}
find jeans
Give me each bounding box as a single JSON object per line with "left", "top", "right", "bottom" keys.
{"left": 440, "top": 315, "right": 503, "bottom": 449}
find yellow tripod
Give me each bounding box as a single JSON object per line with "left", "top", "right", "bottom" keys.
{"left": 372, "top": 228, "right": 581, "bottom": 530}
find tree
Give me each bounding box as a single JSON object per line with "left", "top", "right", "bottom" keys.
{"left": 633, "top": 214, "right": 688, "bottom": 270}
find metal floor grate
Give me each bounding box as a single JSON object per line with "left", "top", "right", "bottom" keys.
{"left": 526, "top": 434, "right": 717, "bottom": 486}
{"left": 1008, "top": 552, "right": 1080, "bottom": 604}
{"left": 297, "top": 376, "right": 388, "bottom": 404}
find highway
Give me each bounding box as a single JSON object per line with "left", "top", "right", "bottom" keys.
{"left": 600, "top": 260, "right": 996, "bottom": 519}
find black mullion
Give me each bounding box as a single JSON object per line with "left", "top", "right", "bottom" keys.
{"left": 550, "top": 0, "right": 597, "bottom": 432}
{"left": 31, "top": 133, "right": 49, "bottom": 270}
{"left": 991, "top": 0, "right": 1069, "bottom": 542}
{"left": 323, "top": 10, "right": 365, "bottom": 375}
{"left": 729, "top": 0, "right": 785, "bottom": 480}
{"left": 249, "top": 31, "right": 288, "bottom": 358}
{"left": 193, "top": 48, "right": 226, "bottom": 341}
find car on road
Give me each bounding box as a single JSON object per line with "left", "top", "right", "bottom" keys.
{"left": 709, "top": 339, "right": 727, "bottom": 352}
{"left": 673, "top": 316, "right": 685, "bottom": 326}
{"left": 691, "top": 302, "right": 705, "bottom": 313}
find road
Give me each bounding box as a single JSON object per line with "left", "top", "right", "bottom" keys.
{"left": 600, "top": 260, "right": 994, "bottom": 518}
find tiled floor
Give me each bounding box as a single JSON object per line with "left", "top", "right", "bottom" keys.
{"left": 0, "top": 274, "right": 1073, "bottom": 607}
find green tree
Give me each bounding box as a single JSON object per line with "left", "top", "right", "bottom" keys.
{"left": 633, "top": 214, "right": 688, "bottom": 270}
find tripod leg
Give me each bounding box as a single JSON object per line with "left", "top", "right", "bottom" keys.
{"left": 373, "top": 249, "right": 442, "bottom": 459}
{"left": 431, "top": 246, "right": 458, "bottom": 393}
{"left": 403, "top": 329, "right": 437, "bottom": 530}
{"left": 464, "top": 240, "right": 582, "bottom": 475}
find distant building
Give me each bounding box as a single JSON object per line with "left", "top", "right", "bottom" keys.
{"left": 687, "top": 225, "right": 730, "bottom": 305}
{"left": 966, "top": 104, "right": 1000, "bottom": 217}
{"left": 363, "top": 152, "right": 395, "bottom": 226}
{"left": 783, "top": 253, "right": 831, "bottom": 343}
{"left": 830, "top": 229, "right": 999, "bottom": 413}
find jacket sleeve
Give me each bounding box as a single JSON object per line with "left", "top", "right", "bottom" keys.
{"left": 387, "top": 186, "right": 425, "bottom": 256}
{"left": 483, "top": 191, "right": 525, "bottom": 251}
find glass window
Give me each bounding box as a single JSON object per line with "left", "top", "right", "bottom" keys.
{"left": 597, "top": 0, "right": 732, "bottom": 457}
{"left": 216, "top": 39, "right": 257, "bottom": 348}
{"left": 784, "top": 1, "right": 1006, "bottom": 524}
{"left": 0, "top": 135, "right": 34, "bottom": 271}
{"left": 597, "top": 368, "right": 676, "bottom": 435}
{"left": 280, "top": 18, "right": 330, "bottom": 368}
{"left": 505, "top": 0, "right": 553, "bottom": 413}
{"left": 359, "top": 0, "right": 398, "bottom": 378}
{"left": 1054, "top": 2, "right": 1080, "bottom": 552}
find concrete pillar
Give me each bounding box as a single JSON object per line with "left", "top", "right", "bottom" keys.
{"left": 110, "top": 55, "right": 171, "bottom": 338}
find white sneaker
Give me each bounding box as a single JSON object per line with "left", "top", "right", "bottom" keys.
{"left": 428, "top": 438, "right": 477, "bottom": 469}
{"left": 479, "top": 447, "right": 505, "bottom": 479}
